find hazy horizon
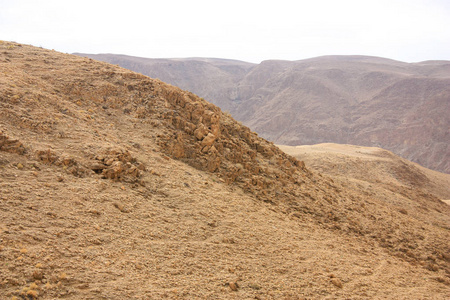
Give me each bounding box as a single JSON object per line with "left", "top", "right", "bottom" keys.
{"left": 74, "top": 52, "right": 450, "bottom": 64}
{"left": 1, "top": 0, "right": 450, "bottom": 63}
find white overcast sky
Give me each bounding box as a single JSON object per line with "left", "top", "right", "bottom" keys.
{"left": 1, "top": 0, "right": 449, "bottom": 63}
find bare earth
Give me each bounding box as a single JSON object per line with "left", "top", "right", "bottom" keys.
{"left": 1, "top": 42, "right": 449, "bottom": 299}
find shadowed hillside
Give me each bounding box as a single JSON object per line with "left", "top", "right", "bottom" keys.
{"left": 78, "top": 53, "right": 450, "bottom": 174}
{"left": 1, "top": 42, "right": 449, "bottom": 299}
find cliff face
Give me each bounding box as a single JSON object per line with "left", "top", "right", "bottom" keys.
{"left": 1, "top": 42, "right": 449, "bottom": 299}
{"left": 79, "top": 53, "right": 450, "bottom": 174}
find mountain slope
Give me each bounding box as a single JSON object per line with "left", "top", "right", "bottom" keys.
{"left": 77, "top": 53, "right": 450, "bottom": 174}
{"left": 1, "top": 42, "right": 449, "bottom": 299}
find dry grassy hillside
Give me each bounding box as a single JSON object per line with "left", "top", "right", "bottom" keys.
{"left": 1, "top": 42, "right": 450, "bottom": 299}
{"left": 78, "top": 53, "right": 450, "bottom": 174}
{"left": 279, "top": 143, "right": 450, "bottom": 204}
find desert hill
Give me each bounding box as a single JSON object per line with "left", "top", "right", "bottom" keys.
{"left": 77, "top": 53, "right": 450, "bottom": 174}
{"left": 1, "top": 42, "right": 450, "bottom": 299}
{"left": 279, "top": 143, "right": 450, "bottom": 204}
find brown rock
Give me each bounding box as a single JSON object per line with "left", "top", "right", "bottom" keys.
{"left": 211, "top": 123, "right": 221, "bottom": 137}
{"left": 32, "top": 270, "right": 44, "bottom": 280}
{"left": 169, "top": 136, "right": 185, "bottom": 159}
{"left": 102, "top": 161, "right": 124, "bottom": 180}
{"left": 190, "top": 103, "right": 205, "bottom": 123}
{"left": 202, "top": 145, "right": 211, "bottom": 153}
{"left": 184, "top": 121, "right": 197, "bottom": 135}
{"left": 194, "top": 124, "right": 208, "bottom": 140}
{"left": 113, "top": 202, "right": 128, "bottom": 213}
{"left": 0, "top": 131, "right": 26, "bottom": 155}
{"left": 228, "top": 282, "right": 239, "bottom": 291}
{"left": 35, "top": 149, "right": 58, "bottom": 164}
{"left": 331, "top": 278, "right": 343, "bottom": 288}
{"left": 207, "top": 155, "right": 221, "bottom": 172}
{"left": 201, "top": 133, "right": 216, "bottom": 147}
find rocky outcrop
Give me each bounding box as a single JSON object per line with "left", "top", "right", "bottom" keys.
{"left": 154, "top": 87, "right": 308, "bottom": 203}
{"left": 92, "top": 148, "right": 144, "bottom": 182}
{"left": 0, "top": 131, "right": 26, "bottom": 155}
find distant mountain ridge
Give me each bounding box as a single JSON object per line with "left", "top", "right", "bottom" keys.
{"left": 75, "top": 53, "right": 450, "bottom": 173}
